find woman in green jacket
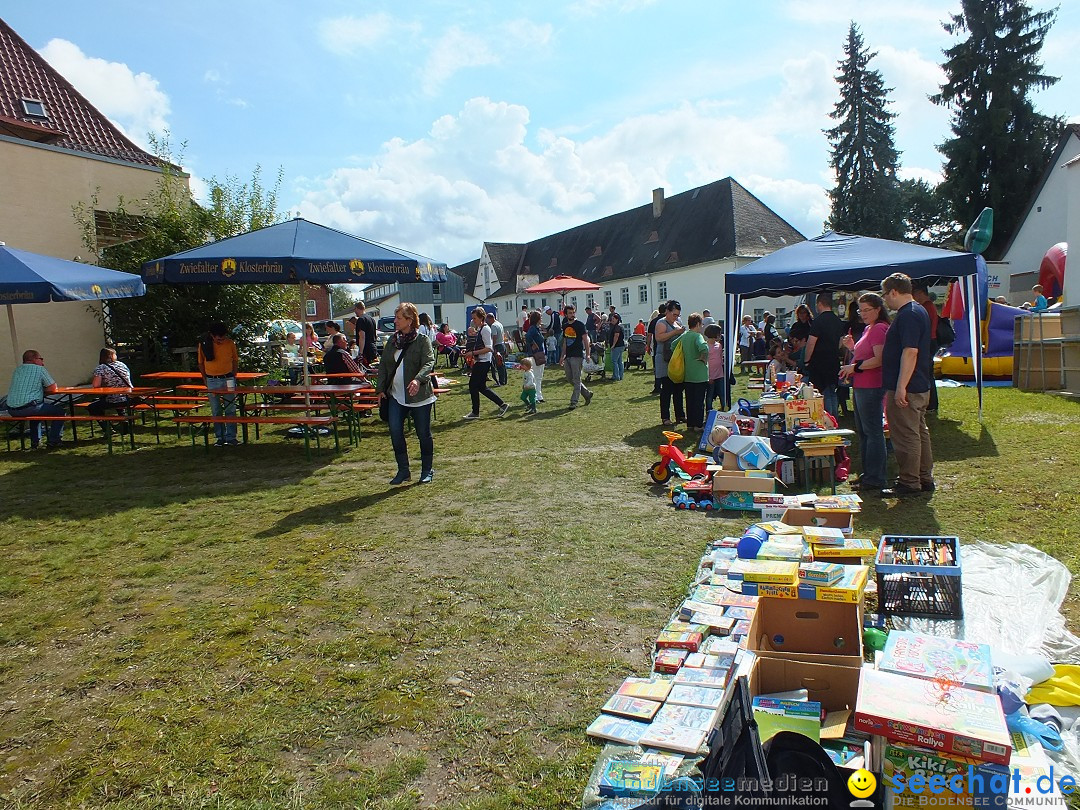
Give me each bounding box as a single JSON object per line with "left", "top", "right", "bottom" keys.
{"left": 377, "top": 302, "right": 437, "bottom": 485}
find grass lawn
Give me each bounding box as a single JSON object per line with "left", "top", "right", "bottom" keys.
{"left": 1, "top": 365, "right": 1078, "bottom": 809}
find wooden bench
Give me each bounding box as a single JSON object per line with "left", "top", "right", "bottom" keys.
{"left": 0, "top": 414, "right": 134, "bottom": 453}
{"left": 171, "top": 415, "right": 339, "bottom": 458}
{"left": 75, "top": 401, "right": 207, "bottom": 443}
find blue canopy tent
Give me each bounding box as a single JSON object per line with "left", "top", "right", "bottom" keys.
{"left": 722, "top": 231, "right": 985, "bottom": 416}
{"left": 1, "top": 242, "right": 146, "bottom": 364}
{"left": 141, "top": 217, "right": 449, "bottom": 383}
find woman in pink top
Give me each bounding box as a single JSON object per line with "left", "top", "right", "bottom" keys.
{"left": 840, "top": 293, "right": 890, "bottom": 492}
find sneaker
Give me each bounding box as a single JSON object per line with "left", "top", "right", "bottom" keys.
{"left": 921, "top": 480, "right": 936, "bottom": 492}
{"left": 498, "top": 403, "right": 510, "bottom": 417}
{"left": 881, "top": 483, "right": 924, "bottom": 498}
{"left": 225, "top": 439, "right": 241, "bottom": 446}
{"left": 527, "top": 407, "right": 537, "bottom": 414}
{"left": 462, "top": 413, "right": 480, "bottom": 420}
{"left": 214, "top": 439, "right": 226, "bottom": 447}
{"left": 583, "top": 390, "right": 593, "bottom": 405}
{"left": 536, "top": 397, "right": 545, "bottom": 403}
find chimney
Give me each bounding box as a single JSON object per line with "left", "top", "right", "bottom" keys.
{"left": 652, "top": 187, "right": 665, "bottom": 218}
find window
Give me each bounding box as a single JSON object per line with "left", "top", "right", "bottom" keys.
{"left": 306, "top": 299, "right": 317, "bottom": 317}
{"left": 21, "top": 99, "right": 47, "bottom": 118}
{"left": 638, "top": 285, "right": 648, "bottom": 304}
{"left": 433, "top": 305, "right": 443, "bottom": 324}
{"left": 621, "top": 288, "right": 630, "bottom": 306}
{"left": 604, "top": 290, "right": 612, "bottom": 308}
{"left": 506, "top": 300, "right": 512, "bottom": 313}
{"left": 431, "top": 283, "right": 441, "bottom": 296}
{"left": 657, "top": 281, "right": 668, "bottom": 300}
{"left": 586, "top": 293, "right": 595, "bottom": 309}
{"left": 541, "top": 298, "right": 547, "bottom": 308}
{"left": 754, "top": 309, "right": 764, "bottom": 323}
{"left": 571, "top": 295, "right": 578, "bottom": 308}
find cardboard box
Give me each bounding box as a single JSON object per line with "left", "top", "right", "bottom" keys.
{"left": 709, "top": 467, "right": 779, "bottom": 494}
{"left": 747, "top": 596, "right": 863, "bottom": 668}
{"left": 748, "top": 654, "right": 862, "bottom": 713}
{"left": 780, "top": 507, "right": 855, "bottom": 537}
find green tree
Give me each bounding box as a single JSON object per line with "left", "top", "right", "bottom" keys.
{"left": 329, "top": 285, "right": 357, "bottom": 317}
{"left": 76, "top": 135, "right": 293, "bottom": 365}
{"left": 824, "top": 22, "right": 903, "bottom": 239}
{"left": 932, "top": 0, "right": 1064, "bottom": 258}
{"left": 898, "top": 179, "right": 964, "bottom": 248}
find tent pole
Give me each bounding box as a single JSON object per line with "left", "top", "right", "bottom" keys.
{"left": 6, "top": 304, "right": 18, "bottom": 365}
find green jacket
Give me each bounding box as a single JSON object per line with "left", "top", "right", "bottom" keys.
{"left": 376, "top": 333, "right": 436, "bottom": 403}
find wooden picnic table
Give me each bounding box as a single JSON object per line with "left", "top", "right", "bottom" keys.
{"left": 197, "top": 384, "right": 372, "bottom": 445}
{"left": 53, "top": 386, "right": 169, "bottom": 447}
{"left": 141, "top": 371, "right": 268, "bottom": 382}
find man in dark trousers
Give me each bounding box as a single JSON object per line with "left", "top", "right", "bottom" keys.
{"left": 880, "top": 273, "right": 935, "bottom": 498}
{"left": 802, "top": 292, "right": 844, "bottom": 418}
{"left": 353, "top": 300, "right": 378, "bottom": 366}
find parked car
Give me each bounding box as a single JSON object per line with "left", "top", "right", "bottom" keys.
{"left": 375, "top": 315, "right": 396, "bottom": 351}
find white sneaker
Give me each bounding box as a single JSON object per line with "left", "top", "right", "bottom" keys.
{"left": 498, "top": 403, "right": 510, "bottom": 417}
{"left": 462, "top": 413, "right": 480, "bottom": 420}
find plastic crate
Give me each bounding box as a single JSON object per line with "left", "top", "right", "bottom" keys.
{"left": 875, "top": 535, "right": 963, "bottom": 619}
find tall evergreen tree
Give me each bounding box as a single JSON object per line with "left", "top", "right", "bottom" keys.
{"left": 932, "top": 0, "right": 1064, "bottom": 257}
{"left": 825, "top": 22, "right": 902, "bottom": 239}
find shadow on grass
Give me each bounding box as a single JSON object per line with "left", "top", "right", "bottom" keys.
{"left": 0, "top": 436, "right": 338, "bottom": 519}
{"left": 623, "top": 424, "right": 670, "bottom": 448}
{"left": 255, "top": 485, "right": 414, "bottom": 537}
{"left": 926, "top": 418, "right": 998, "bottom": 462}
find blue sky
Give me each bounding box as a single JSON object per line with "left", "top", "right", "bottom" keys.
{"left": 5, "top": 1, "right": 1078, "bottom": 266}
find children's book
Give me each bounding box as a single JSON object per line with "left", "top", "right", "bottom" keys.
{"left": 700, "top": 636, "right": 741, "bottom": 657}
{"left": 810, "top": 537, "right": 875, "bottom": 558}
{"left": 755, "top": 539, "right": 808, "bottom": 562}
{"left": 637, "top": 722, "right": 709, "bottom": 755}
{"left": 601, "top": 694, "right": 663, "bottom": 722}
{"left": 640, "top": 750, "right": 684, "bottom": 778}
{"left": 617, "top": 677, "right": 673, "bottom": 702}
{"left": 879, "top": 631, "right": 994, "bottom": 693}
{"left": 752, "top": 697, "right": 822, "bottom": 743}
{"left": 586, "top": 714, "right": 650, "bottom": 745}
{"left": 666, "top": 684, "right": 727, "bottom": 710}
{"left": 653, "top": 648, "right": 690, "bottom": 675}
{"left": 655, "top": 630, "right": 703, "bottom": 652}
{"left": 730, "top": 619, "right": 752, "bottom": 639}
{"left": 597, "top": 760, "right": 664, "bottom": 798}
{"left": 854, "top": 669, "right": 1011, "bottom": 765}
{"left": 672, "top": 665, "right": 734, "bottom": 690}
{"left": 690, "top": 611, "right": 735, "bottom": 635}
{"left": 728, "top": 559, "right": 798, "bottom": 584}
{"left": 722, "top": 606, "right": 754, "bottom": 621}
{"left": 756, "top": 521, "right": 802, "bottom": 535}
{"left": 682, "top": 652, "right": 736, "bottom": 672}
{"left": 663, "top": 619, "right": 708, "bottom": 635}
{"left": 653, "top": 703, "right": 720, "bottom": 732}
{"left": 798, "top": 561, "right": 844, "bottom": 585}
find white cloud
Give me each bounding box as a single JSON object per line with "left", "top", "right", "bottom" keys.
{"left": 296, "top": 96, "right": 825, "bottom": 265}
{"left": 37, "top": 38, "right": 170, "bottom": 149}
{"left": 568, "top": 0, "right": 659, "bottom": 16}
{"left": 421, "top": 20, "right": 553, "bottom": 95}
{"left": 317, "top": 12, "right": 403, "bottom": 56}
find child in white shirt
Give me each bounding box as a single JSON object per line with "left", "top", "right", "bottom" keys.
{"left": 519, "top": 357, "right": 537, "bottom": 414}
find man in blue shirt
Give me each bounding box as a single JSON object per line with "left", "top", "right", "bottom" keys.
{"left": 6, "top": 349, "right": 67, "bottom": 449}
{"left": 879, "top": 274, "right": 934, "bottom": 497}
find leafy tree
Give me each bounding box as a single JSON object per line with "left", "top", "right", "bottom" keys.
{"left": 329, "top": 285, "right": 358, "bottom": 317}
{"left": 932, "top": 0, "right": 1064, "bottom": 257}
{"left": 824, "top": 22, "right": 903, "bottom": 239}
{"left": 898, "top": 179, "right": 964, "bottom": 248}
{"left": 76, "top": 135, "right": 293, "bottom": 365}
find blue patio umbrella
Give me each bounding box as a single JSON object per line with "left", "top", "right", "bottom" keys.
{"left": 0, "top": 242, "right": 146, "bottom": 363}
{"left": 141, "top": 217, "right": 449, "bottom": 384}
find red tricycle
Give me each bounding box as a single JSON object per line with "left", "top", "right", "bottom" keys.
{"left": 649, "top": 431, "right": 711, "bottom": 484}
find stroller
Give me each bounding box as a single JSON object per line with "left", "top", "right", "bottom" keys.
{"left": 626, "top": 334, "right": 648, "bottom": 369}
{"left": 583, "top": 343, "right": 606, "bottom": 381}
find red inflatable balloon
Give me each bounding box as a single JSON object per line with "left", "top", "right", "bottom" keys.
{"left": 1038, "top": 243, "right": 1067, "bottom": 299}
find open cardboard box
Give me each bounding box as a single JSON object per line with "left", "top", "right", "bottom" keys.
{"left": 709, "top": 466, "right": 779, "bottom": 493}
{"left": 780, "top": 506, "right": 855, "bottom": 537}
{"left": 747, "top": 596, "right": 863, "bottom": 668}
{"left": 748, "top": 654, "right": 862, "bottom": 713}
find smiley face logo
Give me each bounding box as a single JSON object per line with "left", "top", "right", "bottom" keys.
{"left": 847, "top": 768, "right": 876, "bottom": 799}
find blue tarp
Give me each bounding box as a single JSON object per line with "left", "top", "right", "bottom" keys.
{"left": 724, "top": 231, "right": 979, "bottom": 296}
{"left": 141, "top": 218, "right": 449, "bottom": 285}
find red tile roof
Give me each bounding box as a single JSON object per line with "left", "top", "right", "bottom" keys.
{"left": 0, "top": 17, "right": 160, "bottom": 166}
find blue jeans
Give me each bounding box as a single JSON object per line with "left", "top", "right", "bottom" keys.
{"left": 610, "top": 346, "right": 625, "bottom": 380}
{"left": 388, "top": 397, "right": 433, "bottom": 476}
{"left": 820, "top": 384, "right": 838, "bottom": 420}
{"left": 206, "top": 376, "right": 237, "bottom": 442}
{"left": 9, "top": 400, "right": 65, "bottom": 446}
{"left": 853, "top": 386, "right": 887, "bottom": 487}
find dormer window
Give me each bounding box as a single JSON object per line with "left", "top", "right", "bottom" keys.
{"left": 21, "top": 99, "right": 47, "bottom": 119}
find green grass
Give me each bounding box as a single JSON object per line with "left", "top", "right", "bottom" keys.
{"left": 1, "top": 368, "right": 1078, "bottom": 808}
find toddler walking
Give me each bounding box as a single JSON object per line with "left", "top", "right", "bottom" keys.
{"left": 519, "top": 357, "right": 538, "bottom": 414}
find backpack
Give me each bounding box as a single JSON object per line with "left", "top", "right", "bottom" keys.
{"left": 936, "top": 317, "right": 956, "bottom": 348}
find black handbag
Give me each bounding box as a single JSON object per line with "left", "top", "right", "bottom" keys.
{"left": 378, "top": 347, "right": 407, "bottom": 421}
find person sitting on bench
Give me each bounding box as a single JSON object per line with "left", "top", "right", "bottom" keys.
{"left": 323, "top": 333, "right": 365, "bottom": 383}
{"left": 5, "top": 349, "right": 66, "bottom": 449}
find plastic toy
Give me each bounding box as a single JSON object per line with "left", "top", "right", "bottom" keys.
{"left": 650, "top": 431, "right": 711, "bottom": 484}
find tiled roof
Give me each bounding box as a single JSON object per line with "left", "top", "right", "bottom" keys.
{"left": 449, "top": 258, "right": 479, "bottom": 290}
{"left": 0, "top": 17, "right": 160, "bottom": 167}
{"left": 514, "top": 177, "right": 804, "bottom": 287}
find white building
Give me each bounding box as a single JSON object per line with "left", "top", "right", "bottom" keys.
{"left": 997, "top": 124, "right": 1080, "bottom": 306}
{"left": 454, "top": 179, "right": 807, "bottom": 334}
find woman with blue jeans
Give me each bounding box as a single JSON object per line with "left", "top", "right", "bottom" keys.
{"left": 377, "top": 302, "right": 437, "bottom": 485}
{"left": 608, "top": 313, "right": 626, "bottom": 380}
{"left": 198, "top": 322, "right": 240, "bottom": 446}
{"left": 839, "top": 293, "right": 890, "bottom": 492}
